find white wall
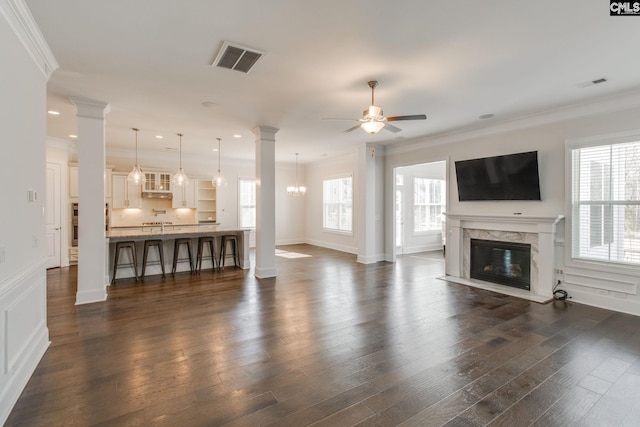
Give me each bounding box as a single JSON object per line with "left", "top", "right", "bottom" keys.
{"left": 305, "top": 152, "right": 359, "bottom": 253}
{"left": 385, "top": 98, "right": 640, "bottom": 316}
{"left": 0, "top": 1, "right": 56, "bottom": 423}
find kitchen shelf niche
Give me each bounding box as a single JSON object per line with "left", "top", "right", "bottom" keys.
{"left": 197, "top": 179, "right": 217, "bottom": 223}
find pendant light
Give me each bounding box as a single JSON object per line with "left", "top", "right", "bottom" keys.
{"left": 287, "top": 153, "right": 306, "bottom": 196}
{"left": 212, "top": 137, "right": 227, "bottom": 188}
{"left": 127, "top": 128, "right": 146, "bottom": 185}
{"left": 172, "top": 133, "right": 189, "bottom": 186}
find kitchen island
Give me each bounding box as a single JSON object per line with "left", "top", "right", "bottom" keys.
{"left": 106, "top": 225, "right": 250, "bottom": 282}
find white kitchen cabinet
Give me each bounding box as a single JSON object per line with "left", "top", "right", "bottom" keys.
{"left": 104, "top": 168, "right": 112, "bottom": 199}
{"left": 70, "top": 165, "right": 112, "bottom": 200}
{"left": 144, "top": 171, "right": 172, "bottom": 194}
{"left": 69, "top": 166, "right": 78, "bottom": 198}
{"left": 112, "top": 174, "right": 141, "bottom": 208}
{"left": 172, "top": 180, "right": 196, "bottom": 208}
{"left": 196, "top": 179, "right": 217, "bottom": 222}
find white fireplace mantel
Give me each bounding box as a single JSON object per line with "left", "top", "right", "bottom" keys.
{"left": 444, "top": 213, "right": 565, "bottom": 302}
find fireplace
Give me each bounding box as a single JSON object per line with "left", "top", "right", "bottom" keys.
{"left": 444, "top": 214, "right": 564, "bottom": 302}
{"left": 470, "top": 238, "right": 531, "bottom": 290}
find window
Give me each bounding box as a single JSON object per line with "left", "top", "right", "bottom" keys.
{"left": 323, "top": 176, "right": 352, "bottom": 232}
{"left": 571, "top": 140, "right": 640, "bottom": 265}
{"left": 238, "top": 177, "right": 256, "bottom": 228}
{"left": 413, "top": 178, "right": 445, "bottom": 233}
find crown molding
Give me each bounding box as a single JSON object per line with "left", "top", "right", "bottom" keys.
{"left": 386, "top": 86, "right": 640, "bottom": 156}
{"left": 0, "top": 0, "right": 58, "bottom": 79}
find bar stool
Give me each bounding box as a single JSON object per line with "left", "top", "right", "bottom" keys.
{"left": 172, "top": 238, "right": 194, "bottom": 276}
{"left": 142, "top": 239, "right": 165, "bottom": 280}
{"left": 219, "top": 234, "right": 240, "bottom": 270}
{"left": 111, "top": 241, "right": 138, "bottom": 284}
{"left": 196, "top": 236, "right": 217, "bottom": 273}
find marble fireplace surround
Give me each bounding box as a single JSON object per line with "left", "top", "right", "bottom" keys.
{"left": 444, "top": 213, "right": 564, "bottom": 303}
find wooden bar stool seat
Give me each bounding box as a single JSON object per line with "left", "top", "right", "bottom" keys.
{"left": 142, "top": 239, "right": 165, "bottom": 280}
{"left": 219, "top": 234, "right": 240, "bottom": 271}
{"left": 111, "top": 240, "right": 138, "bottom": 284}
{"left": 172, "top": 238, "right": 194, "bottom": 276}
{"left": 196, "top": 235, "right": 217, "bottom": 273}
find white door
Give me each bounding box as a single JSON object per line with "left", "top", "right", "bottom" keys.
{"left": 45, "top": 162, "right": 62, "bottom": 268}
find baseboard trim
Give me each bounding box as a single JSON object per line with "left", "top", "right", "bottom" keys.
{"left": 254, "top": 266, "right": 277, "bottom": 278}
{"left": 304, "top": 239, "right": 357, "bottom": 255}
{"left": 75, "top": 288, "right": 107, "bottom": 305}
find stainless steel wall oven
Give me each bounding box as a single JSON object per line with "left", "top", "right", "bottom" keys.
{"left": 71, "top": 202, "right": 78, "bottom": 246}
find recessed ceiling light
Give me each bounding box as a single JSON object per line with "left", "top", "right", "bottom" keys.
{"left": 212, "top": 148, "right": 219, "bottom": 152}
{"left": 164, "top": 147, "right": 178, "bottom": 151}
{"left": 479, "top": 114, "right": 495, "bottom": 119}
{"left": 155, "top": 135, "right": 163, "bottom": 139}
{"left": 47, "top": 110, "right": 60, "bottom": 115}
{"left": 69, "top": 134, "right": 77, "bottom": 138}
{"left": 233, "top": 134, "right": 242, "bottom": 138}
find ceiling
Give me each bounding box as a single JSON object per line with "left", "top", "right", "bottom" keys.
{"left": 26, "top": 0, "right": 640, "bottom": 164}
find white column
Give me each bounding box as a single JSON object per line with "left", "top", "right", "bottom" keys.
{"left": 357, "top": 143, "right": 382, "bottom": 264}
{"left": 253, "top": 126, "right": 278, "bottom": 278}
{"left": 71, "top": 97, "right": 110, "bottom": 305}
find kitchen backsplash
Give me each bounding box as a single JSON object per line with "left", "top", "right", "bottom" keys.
{"left": 111, "top": 198, "right": 197, "bottom": 227}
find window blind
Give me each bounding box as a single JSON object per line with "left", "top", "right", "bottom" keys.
{"left": 238, "top": 178, "right": 256, "bottom": 228}
{"left": 571, "top": 141, "right": 640, "bottom": 265}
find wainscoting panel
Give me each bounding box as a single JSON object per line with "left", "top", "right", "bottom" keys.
{"left": 0, "top": 260, "right": 50, "bottom": 425}
{"left": 564, "top": 267, "right": 638, "bottom": 295}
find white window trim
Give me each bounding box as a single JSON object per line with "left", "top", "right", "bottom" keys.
{"left": 238, "top": 176, "right": 256, "bottom": 230}
{"left": 565, "top": 130, "right": 640, "bottom": 274}
{"left": 322, "top": 173, "right": 353, "bottom": 235}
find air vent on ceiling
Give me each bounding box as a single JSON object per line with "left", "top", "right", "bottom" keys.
{"left": 577, "top": 77, "right": 608, "bottom": 88}
{"left": 212, "top": 42, "right": 263, "bottom": 73}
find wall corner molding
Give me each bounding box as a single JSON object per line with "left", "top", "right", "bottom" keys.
{"left": 0, "top": 0, "right": 58, "bottom": 79}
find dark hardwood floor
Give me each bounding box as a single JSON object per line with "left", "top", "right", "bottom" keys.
{"left": 6, "top": 245, "right": 640, "bottom": 426}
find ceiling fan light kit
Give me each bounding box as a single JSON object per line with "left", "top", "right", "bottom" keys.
{"left": 361, "top": 120, "right": 385, "bottom": 135}
{"left": 329, "top": 80, "right": 427, "bottom": 135}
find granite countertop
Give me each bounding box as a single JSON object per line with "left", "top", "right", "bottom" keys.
{"left": 106, "top": 225, "right": 247, "bottom": 240}
{"left": 110, "top": 223, "right": 219, "bottom": 230}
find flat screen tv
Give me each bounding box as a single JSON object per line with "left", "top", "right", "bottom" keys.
{"left": 455, "top": 151, "right": 541, "bottom": 201}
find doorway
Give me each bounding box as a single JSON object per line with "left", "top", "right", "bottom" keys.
{"left": 45, "top": 162, "right": 62, "bottom": 268}
{"left": 394, "top": 160, "right": 447, "bottom": 258}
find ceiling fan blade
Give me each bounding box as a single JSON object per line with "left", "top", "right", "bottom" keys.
{"left": 344, "top": 124, "right": 362, "bottom": 133}
{"left": 322, "top": 117, "right": 358, "bottom": 121}
{"left": 386, "top": 114, "right": 427, "bottom": 122}
{"left": 383, "top": 123, "right": 402, "bottom": 133}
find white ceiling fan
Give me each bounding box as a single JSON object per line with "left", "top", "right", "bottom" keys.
{"left": 325, "top": 81, "right": 427, "bottom": 135}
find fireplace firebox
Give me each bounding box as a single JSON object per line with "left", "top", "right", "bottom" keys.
{"left": 470, "top": 239, "right": 531, "bottom": 290}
